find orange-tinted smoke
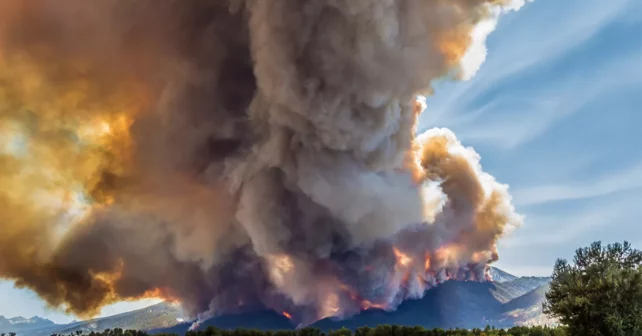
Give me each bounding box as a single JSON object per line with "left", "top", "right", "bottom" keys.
{"left": 0, "top": 0, "right": 237, "bottom": 317}
{"left": 0, "top": 0, "right": 524, "bottom": 322}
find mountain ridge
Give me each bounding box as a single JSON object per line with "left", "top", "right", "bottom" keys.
{"left": 488, "top": 267, "right": 519, "bottom": 283}
{"left": 0, "top": 268, "right": 554, "bottom": 336}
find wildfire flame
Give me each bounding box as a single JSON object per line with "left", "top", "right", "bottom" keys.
{"left": 361, "top": 300, "right": 387, "bottom": 311}
{"left": 139, "top": 288, "right": 181, "bottom": 304}
{"left": 393, "top": 247, "right": 413, "bottom": 268}
{"left": 424, "top": 252, "right": 432, "bottom": 271}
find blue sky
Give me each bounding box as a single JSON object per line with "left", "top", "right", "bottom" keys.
{"left": 1, "top": 0, "right": 641, "bottom": 325}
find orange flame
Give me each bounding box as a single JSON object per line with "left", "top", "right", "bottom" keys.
{"left": 472, "top": 251, "right": 489, "bottom": 263}
{"left": 393, "top": 247, "right": 412, "bottom": 267}
{"left": 361, "top": 300, "right": 386, "bottom": 310}
{"left": 436, "top": 244, "right": 462, "bottom": 263}
{"left": 282, "top": 311, "right": 292, "bottom": 319}
{"left": 89, "top": 260, "right": 180, "bottom": 311}
{"left": 138, "top": 287, "right": 180, "bottom": 304}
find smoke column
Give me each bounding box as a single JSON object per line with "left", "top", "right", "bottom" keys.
{"left": 0, "top": 0, "right": 529, "bottom": 326}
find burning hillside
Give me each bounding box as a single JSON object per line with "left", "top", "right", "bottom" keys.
{"left": 0, "top": 0, "right": 529, "bottom": 328}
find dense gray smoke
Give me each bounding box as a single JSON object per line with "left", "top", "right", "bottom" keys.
{"left": 0, "top": 0, "right": 527, "bottom": 327}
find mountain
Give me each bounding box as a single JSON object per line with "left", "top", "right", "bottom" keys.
{"left": 0, "top": 316, "right": 56, "bottom": 336}
{"left": 1, "top": 268, "right": 553, "bottom": 336}
{"left": 0, "top": 304, "right": 183, "bottom": 336}
{"left": 311, "top": 281, "right": 507, "bottom": 331}
{"left": 157, "top": 280, "right": 515, "bottom": 335}
{"left": 154, "top": 310, "right": 294, "bottom": 335}
{"left": 153, "top": 273, "right": 553, "bottom": 335}
{"left": 0, "top": 316, "right": 13, "bottom": 329}
{"left": 491, "top": 276, "right": 551, "bottom": 303}
{"left": 8, "top": 316, "right": 54, "bottom": 326}
{"left": 55, "top": 302, "right": 185, "bottom": 336}
{"left": 488, "top": 267, "right": 519, "bottom": 283}
{"left": 8, "top": 316, "right": 29, "bottom": 324}
{"left": 494, "top": 284, "right": 557, "bottom": 327}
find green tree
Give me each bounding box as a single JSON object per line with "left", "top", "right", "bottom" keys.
{"left": 354, "top": 326, "right": 372, "bottom": 336}
{"left": 543, "top": 241, "right": 642, "bottom": 336}
{"left": 298, "top": 327, "right": 322, "bottom": 336}
{"left": 327, "top": 328, "right": 352, "bottom": 336}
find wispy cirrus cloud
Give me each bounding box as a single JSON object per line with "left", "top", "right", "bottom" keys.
{"left": 424, "top": 43, "right": 641, "bottom": 150}
{"left": 501, "top": 192, "right": 642, "bottom": 248}
{"left": 513, "top": 161, "right": 642, "bottom": 206}
{"left": 420, "top": 0, "right": 638, "bottom": 149}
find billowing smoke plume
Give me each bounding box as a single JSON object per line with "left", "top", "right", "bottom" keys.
{"left": 0, "top": 0, "right": 527, "bottom": 327}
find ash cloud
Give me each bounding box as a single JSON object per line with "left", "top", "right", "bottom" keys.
{"left": 0, "top": 0, "right": 525, "bottom": 326}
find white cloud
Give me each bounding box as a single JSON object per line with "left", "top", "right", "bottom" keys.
{"left": 500, "top": 188, "right": 642, "bottom": 250}
{"left": 513, "top": 161, "right": 642, "bottom": 206}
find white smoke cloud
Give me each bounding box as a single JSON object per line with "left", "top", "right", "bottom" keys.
{"left": 459, "top": 0, "right": 535, "bottom": 80}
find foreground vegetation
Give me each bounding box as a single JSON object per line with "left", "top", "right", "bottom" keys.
{"left": 544, "top": 241, "right": 641, "bottom": 336}
{"left": 45, "top": 325, "right": 569, "bottom": 336}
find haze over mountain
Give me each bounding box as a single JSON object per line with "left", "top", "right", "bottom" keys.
{"left": 0, "top": 268, "right": 553, "bottom": 336}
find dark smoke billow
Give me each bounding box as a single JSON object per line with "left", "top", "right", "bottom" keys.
{"left": 0, "top": 0, "right": 528, "bottom": 327}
